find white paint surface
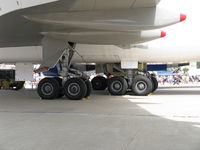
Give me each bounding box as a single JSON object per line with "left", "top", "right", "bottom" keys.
{"left": 15, "top": 63, "right": 33, "bottom": 81}
{"left": 121, "top": 61, "right": 138, "bottom": 69}
{"left": 0, "top": 46, "right": 42, "bottom": 63}
{"left": 0, "top": 0, "right": 58, "bottom": 16}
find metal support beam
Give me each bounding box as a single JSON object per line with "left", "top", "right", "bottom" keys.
{"left": 56, "top": 42, "right": 76, "bottom": 77}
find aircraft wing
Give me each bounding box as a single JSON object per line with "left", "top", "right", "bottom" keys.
{"left": 0, "top": 0, "right": 186, "bottom": 48}
{"left": 0, "top": 0, "right": 162, "bottom": 48}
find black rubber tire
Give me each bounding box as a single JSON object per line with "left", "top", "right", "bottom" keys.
{"left": 63, "top": 78, "right": 87, "bottom": 100}
{"left": 54, "top": 77, "right": 62, "bottom": 86}
{"left": 108, "top": 77, "right": 128, "bottom": 95}
{"left": 54, "top": 77, "right": 64, "bottom": 98}
{"left": 91, "top": 76, "right": 107, "bottom": 90}
{"left": 151, "top": 76, "right": 158, "bottom": 92}
{"left": 132, "top": 75, "right": 153, "bottom": 96}
{"left": 37, "top": 78, "right": 60, "bottom": 99}
{"left": 84, "top": 80, "right": 92, "bottom": 98}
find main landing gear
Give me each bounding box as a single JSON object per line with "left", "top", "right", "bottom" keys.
{"left": 91, "top": 65, "right": 158, "bottom": 96}
{"left": 91, "top": 74, "right": 158, "bottom": 96}
{"left": 37, "top": 43, "right": 92, "bottom": 100}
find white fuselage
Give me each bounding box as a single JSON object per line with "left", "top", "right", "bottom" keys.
{"left": 72, "top": 43, "right": 200, "bottom": 64}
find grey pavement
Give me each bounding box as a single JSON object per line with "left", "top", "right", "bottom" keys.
{"left": 0, "top": 87, "right": 200, "bottom": 150}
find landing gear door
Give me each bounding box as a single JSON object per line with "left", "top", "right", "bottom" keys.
{"left": 41, "top": 37, "right": 66, "bottom": 68}
{"left": 15, "top": 63, "right": 33, "bottom": 81}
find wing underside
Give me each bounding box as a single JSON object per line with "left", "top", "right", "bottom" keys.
{"left": 0, "top": 0, "right": 162, "bottom": 48}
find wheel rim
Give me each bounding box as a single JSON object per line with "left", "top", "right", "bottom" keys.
{"left": 41, "top": 83, "right": 54, "bottom": 96}
{"left": 68, "top": 83, "right": 81, "bottom": 96}
{"left": 111, "top": 81, "right": 122, "bottom": 92}
{"left": 135, "top": 81, "right": 147, "bottom": 92}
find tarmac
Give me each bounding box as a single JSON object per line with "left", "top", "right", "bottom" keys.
{"left": 0, "top": 86, "right": 200, "bottom": 150}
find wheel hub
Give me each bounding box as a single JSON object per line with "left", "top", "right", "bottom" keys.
{"left": 112, "top": 81, "right": 122, "bottom": 92}
{"left": 41, "top": 83, "right": 54, "bottom": 96}
{"left": 68, "top": 83, "right": 80, "bottom": 96}
{"left": 136, "top": 81, "right": 147, "bottom": 91}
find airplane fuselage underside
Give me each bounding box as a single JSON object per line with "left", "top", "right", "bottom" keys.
{"left": 0, "top": 43, "right": 198, "bottom": 64}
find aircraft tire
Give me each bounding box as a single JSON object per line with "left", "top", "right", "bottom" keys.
{"left": 54, "top": 77, "right": 62, "bottom": 86}
{"left": 54, "top": 77, "right": 64, "bottom": 98}
{"left": 151, "top": 76, "right": 158, "bottom": 92}
{"left": 91, "top": 76, "right": 107, "bottom": 90}
{"left": 63, "top": 78, "right": 87, "bottom": 100}
{"left": 37, "top": 78, "right": 60, "bottom": 99}
{"left": 108, "top": 77, "right": 128, "bottom": 95}
{"left": 84, "top": 80, "right": 92, "bottom": 98}
{"left": 132, "top": 75, "right": 153, "bottom": 96}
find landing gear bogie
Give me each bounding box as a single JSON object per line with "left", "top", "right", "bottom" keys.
{"left": 37, "top": 77, "right": 92, "bottom": 100}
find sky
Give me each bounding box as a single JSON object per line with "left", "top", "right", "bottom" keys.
{"left": 149, "top": 0, "right": 200, "bottom": 47}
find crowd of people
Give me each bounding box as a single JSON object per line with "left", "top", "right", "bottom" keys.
{"left": 157, "top": 75, "right": 200, "bottom": 85}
